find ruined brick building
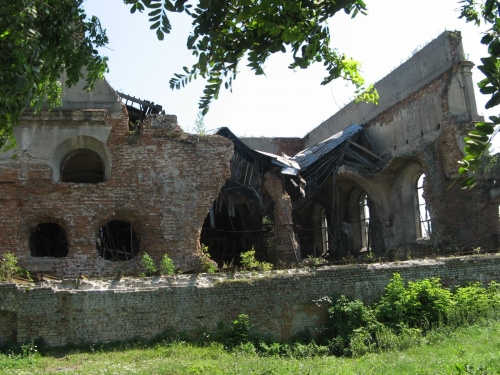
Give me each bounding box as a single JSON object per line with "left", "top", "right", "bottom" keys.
{"left": 0, "top": 31, "right": 498, "bottom": 277}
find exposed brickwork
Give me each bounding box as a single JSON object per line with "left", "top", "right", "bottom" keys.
{"left": 360, "top": 45, "right": 498, "bottom": 252}
{"left": 0, "top": 110, "right": 233, "bottom": 277}
{"left": 262, "top": 170, "right": 299, "bottom": 264}
{"left": 1, "top": 255, "right": 499, "bottom": 346}
{"left": 271, "top": 138, "right": 305, "bottom": 156}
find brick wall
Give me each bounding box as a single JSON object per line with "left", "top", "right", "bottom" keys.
{"left": 272, "top": 138, "right": 305, "bottom": 156}
{"left": 0, "top": 112, "right": 234, "bottom": 277}
{"left": 1, "top": 255, "right": 499, "bottom": 347}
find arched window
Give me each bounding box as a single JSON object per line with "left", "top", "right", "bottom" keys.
{"left": 416, "top": 173, "right": 431, "bottom": 238}
{"left": 320, "top": 208, "right": 329, "bottom": 254}
{"left": 96, "top": 221, "right": 139, "bottom": 261}
{"left": 30, "top": 223, "right": 68, "bottom": 257}
{"left": 61, "top": 149, "right": 105, "bottom": 183}
{"left": 359, "top": 193, "right": 370, "bottom": 249}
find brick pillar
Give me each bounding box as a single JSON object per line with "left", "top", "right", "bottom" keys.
{"left": 263, "top": 171, "right": 300, "bottom": 265}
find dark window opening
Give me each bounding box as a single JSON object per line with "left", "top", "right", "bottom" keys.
{"left": 261, "top": 214, "right": 275, "bottom": 255}
{"left": 200, "top": 206, "right": 244, "bottom": 266}
{"left": 96, "top": 221, "right": 139, "bottom": 261}
{"left": 61, "top": 149, "right": 105, "bottom": 183}
{"left": 30, "top": 223, "right": 68, "bottom": 257}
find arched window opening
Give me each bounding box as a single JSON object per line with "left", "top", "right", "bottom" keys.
{"left": 359, "top": 193, "right": 370, "bottom": 249}
{"left": 416, "top": 174, "right": 431, "bottom": 238}
{"left": 61, "top": 149, "right": 105, "bottom": 183}
{"left": 200, "top": 199, "right": 245, "bottom": 266}
{"left": 416, "top": 173, "right": 431, "bottom": 238}
{"left": 30, "top": 223, "right": 68, "bottom": 257}
{"left": 96, "top": 221, "right": 139, "bottom": 261}
{"left": 320, "top": 208, "right": 329, "bottom": 255}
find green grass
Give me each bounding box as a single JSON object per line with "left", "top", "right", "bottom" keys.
{"left": 1, "top": 319, "right": 499, "bottom": 374}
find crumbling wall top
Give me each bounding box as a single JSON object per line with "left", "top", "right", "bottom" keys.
{"left": 304, "top": 31, "right": 465, "bottom": 147}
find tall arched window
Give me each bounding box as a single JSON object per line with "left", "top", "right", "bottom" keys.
{"left": 359, "top": 193, "right": 370, "bottom": 249}
{"left": 416, "top": 173, "right": 431, "bottom": 238}
{"left": 320, "top": 208, "right": 329, "bottom": 254}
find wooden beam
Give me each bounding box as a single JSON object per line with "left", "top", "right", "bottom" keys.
{"left": 349, "top": 140, "right": 385, "bottom": 163}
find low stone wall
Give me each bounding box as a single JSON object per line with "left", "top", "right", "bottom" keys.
{"left": 1, "top": 255, "right": 499, "bottom": 347}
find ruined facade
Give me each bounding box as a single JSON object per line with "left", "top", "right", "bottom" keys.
{"left": 0, "top": 31, "right": 498, "bottom": 278}
{"left": 203, "top": 31, "right": 499, "bottom": 265}
{"left": 0, "top": 75, "right": 233, "bottom": 277}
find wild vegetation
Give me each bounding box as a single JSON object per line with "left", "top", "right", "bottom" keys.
{"left": 1, "top": 273, "right": 500, "bottom": 374}
{"left": 0, "top": 253, "right": 31, "bottom": 282}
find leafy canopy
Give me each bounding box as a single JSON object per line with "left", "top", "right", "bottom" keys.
{"left": 124, "top": 0, "right": 379, "bottom": 115}
{"left": 0, "top": 0, "right": 108, "bottom": 152}
{"left": 458, "top": 0, "right": 500, "bottom": 188}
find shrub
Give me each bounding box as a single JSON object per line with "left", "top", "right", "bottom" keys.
{"left": 228, "top": 314, "right": 252, "bottom": 347}
{"left": 326, "top": 295, "right": 377, "bottom": 338}
{"left": 375, "top": 273, "right": 453, "bottom": 330}
{"left": 198, "top": 244, "right": 217, "bottom": 273}
{"left": 160, "top": 254, "right": 175, "bottom": 275}
{"left": 240, "top": 248, "right": 272, "bottom": 271}
{"left": 448, "top": 281, "right": 500, "bottom": 326}
{"left": 317, "top": 294, "right": 379, "bottom": 355}
{"left": 140, "top": 253, "right": 157, "bottom": 276}
{"left": 0, "top": 253, "right": 21, "bottom": 281}
{"left": 373, "top": 273, "right": 407, "bottom": 326}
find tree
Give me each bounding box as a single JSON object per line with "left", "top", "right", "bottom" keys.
{"left": 123, "top": 0, "right": 379, "bottom": 115}
{"left": 0, "top": 0, "right": 108, "bottom": 152}
{"left": 458, "top": 0, "right": 500, "bottom": 188}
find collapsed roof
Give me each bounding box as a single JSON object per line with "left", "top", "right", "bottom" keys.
{"left": 217, "top": 124, "right": 385, "bottom": 204}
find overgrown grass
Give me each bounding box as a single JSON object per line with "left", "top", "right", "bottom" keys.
{"left": 1, "top": 319, "right": 499, "bottom": 374}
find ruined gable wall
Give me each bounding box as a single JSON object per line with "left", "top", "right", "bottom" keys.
{"left": 1, "top": 255, "right": 499, "bottom": 347}
{"left": 303, "top": 31, "right": 475, "bottom": 148}
{"left": 362, "top": 57, "right": 497, "bottom": 251}
{"left": 300, "top": 31, "right": 496, "bottom": 252}
{"left": 0, "top": 109, "right": 233, "bottom": 277}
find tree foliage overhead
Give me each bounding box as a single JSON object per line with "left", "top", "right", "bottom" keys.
{"left": 124, "top": 0, "right": 379, "bottom": 115}
{"left": 0, "top": 0, "right": 108, "bottom": 152}
{"left": 458, "top": 0, "right": 500, "bottom": 188}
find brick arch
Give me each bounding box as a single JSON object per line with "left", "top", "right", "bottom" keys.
{"left": 49, "top": 135, "right": 111, "bottom": 182}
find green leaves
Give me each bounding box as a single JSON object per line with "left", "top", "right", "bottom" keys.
{"left": 457, "top": 1, "right": 500, "bottom": 188}
{"left": 457, "top": 118, "right": 497, "bottom": 189}
{"left": 130, "top": 0, "right": 376, "bottom": 114}
{"left": 0, "top": 0, "right": 109, "bottom": 152}
{"left": 124, "top": 0, "right": 185, "bottom": 37}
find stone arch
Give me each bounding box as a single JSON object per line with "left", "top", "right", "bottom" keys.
{"left": 341, "top": 185, "right": 372, "bottom": 255}
{"left": 200, "top": 192, "right": 246, "bottom": 266}
{"left": 50, "top": 135, "right": 111, "bottom": 182}
{"left": 393, "top": 161, "right": 427, "bottom": 243}
{"left": 294, "top": 201, "right": 330, "bottom": 259}
{"left": 335, "top": 168, "right": 390, "bottom": 256}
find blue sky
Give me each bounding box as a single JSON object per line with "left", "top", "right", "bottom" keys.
{"left": 83, "top": 0, "right": 495, "bottom": 141}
